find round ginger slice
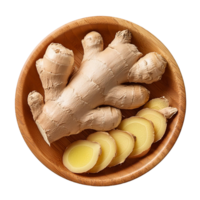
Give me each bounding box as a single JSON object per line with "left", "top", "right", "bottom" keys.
{"left": 118, "top": 117, "right": 154, "bottom": 158}
{"left": 87, "top": 132, "right": 117, "bottom": 173}
{"left": 63, "top": 140, "right": 101, "bottom": 173}
{"left": 136, "top": 108, "right": 167, "bottom": 142}
{"left": 108, "top": 130, "right": 135, "bottom": 167}
{"left": 143, "top": 96, "right": 169, "bottom": 110}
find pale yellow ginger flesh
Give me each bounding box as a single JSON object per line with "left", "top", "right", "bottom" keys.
{"left": 136, "top": 108, "right": 167, "bottom": 142}
{"left": 87, "top": 132, "right": 117, "bottom": 173}
{"left": 144, "top": 96, "right": 169, "bottom": 110}
{"left": 118, "top": 117, "right": 154, "bottom": 158}
{"left": 108, "top": 130, "right": 135, "bottom": 167}
{"left": 27, "top": 29, "right": 167, "bottom": 145}
{"left": 63, "top": 140, "right": 101, "bottom": 173}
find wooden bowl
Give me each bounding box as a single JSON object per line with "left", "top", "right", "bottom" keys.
{"left": 15, "top": 16, "right": 186, "bottom": 186}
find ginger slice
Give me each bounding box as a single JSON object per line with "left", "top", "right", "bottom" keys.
{"left": 136, "top": 108, "right": 167, "bottom": 142}
{"left": 108, "top": 130, "right": 135, "bottom": 167}
{"left": 87, "top": 132, "right": 117, "bottom": 173}
{"left": 143, "top": 97, "right": 178, "bottom": 119}
{"left": 118, "top": 117, "right": 154, "bottom": 158}
{"left": 144, "top": 96, "right": 169, "bottom": 110}
{"left": 63, "top": 140, "right": 101, "bottom": 173}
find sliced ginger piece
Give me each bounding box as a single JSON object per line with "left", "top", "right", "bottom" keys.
{"left": 136, "top": 108, "right": 167, "bottom": 142}
{"left": 108, "top": 130, "right": 135, "bottom": 167}
{"left": 63, "top": 140, "right": 101, "bottom": 173}
{"left": 144, "top": 97, "right": 178, "bottom": 119}
{"left": 144, "top": 96, "right": 169, "bottom": 110}
{"left": 118, "top": 117, "right": 154, "bottom": 158}
{"left": 87, "top": 132, "right": 117, "bottom": 173}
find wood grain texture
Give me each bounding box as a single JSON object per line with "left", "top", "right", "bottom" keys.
{"left": 15, "top": 16, "right": 186, "bottom": 186}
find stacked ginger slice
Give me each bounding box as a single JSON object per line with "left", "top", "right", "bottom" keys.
{"left": 63, "top": 97, "right": 177, "bottom": 173}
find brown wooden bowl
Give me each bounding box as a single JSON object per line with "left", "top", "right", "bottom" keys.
{"left": 15, "top": 16, "right": 186, "bottom": 186}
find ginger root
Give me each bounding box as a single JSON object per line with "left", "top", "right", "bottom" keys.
{"left": 28, "top": 30, "right": 167, "bottom": 145}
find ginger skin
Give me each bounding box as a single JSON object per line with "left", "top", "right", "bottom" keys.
{"left": 159, "top": 107, "right": 178, "bottom": 119}
{"left": 28, "top": 30, "right": 167, "bottom": 145}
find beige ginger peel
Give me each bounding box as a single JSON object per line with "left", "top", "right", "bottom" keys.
{"left": 28, "top": 30, "right": 167, "bottom": 145}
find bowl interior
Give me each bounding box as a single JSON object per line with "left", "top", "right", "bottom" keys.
{"left": 15, "top": 17, "right": 186, "bottom": 186}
